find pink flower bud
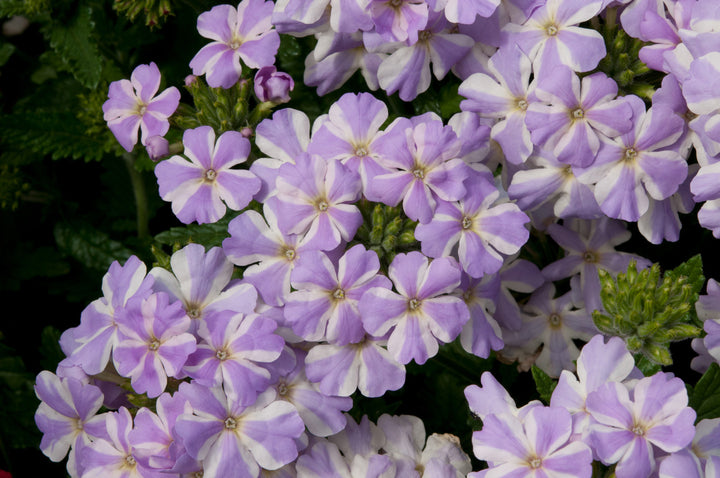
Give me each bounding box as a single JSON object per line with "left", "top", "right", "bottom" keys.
{"left": 254, "top": 66, "right": 294, "bottom": 104}
{"left": 145, "top": 135, "right": 170, "bottom": 161}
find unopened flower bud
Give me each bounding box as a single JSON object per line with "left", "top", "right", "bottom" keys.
{"left": 145, "top": 135, "right": 170, "bottom": 161}
{"left": 253, "top": 66, "right": 294, "bottom": 104}
{"left": 184, "top": 74, "right": 198, "bottom": 87}
{"left": 240, "top": 127, "right": 253, "bottom": 138}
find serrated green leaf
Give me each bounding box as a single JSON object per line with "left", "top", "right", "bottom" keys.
{"left": 634, "top": 353, "right": 662, "bottom": 376}
{"left": 154, "top": 212, "right": 239, "bottom": 249}
{"left": 531, "top": 365, "right": 556, "bottom": 404}
{"left": 47, "top": 6, "right": 102, "bottom": 89}
{"left": 54, "top": 221, "right": 135, "bottom": 271}
{"left": 689, "top": 363, "right": 720, "bottom": 421}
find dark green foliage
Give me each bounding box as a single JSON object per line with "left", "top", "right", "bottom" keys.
{"left": 54, "top": 220, "right": 136, "bottom": 271}
{"left": 531, "top": 365, "right": 557, "bottom": 405}
{"left": 153, "top": 211, "right": 239, "bottom": 249}
{"left": 688, "top": 363, "right": 720, "bottom": 422}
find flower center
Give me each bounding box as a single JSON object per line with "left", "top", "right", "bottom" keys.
{"left": 316, "top": 200, "right": 329, "bottom": 212}
{"left": 389, "top": 0, "right": 403, "bottom": 8}
{"left": 277, "top": 381, "right": 289, "bottom": 396}
{"left": 74, "top": 418, "right": 84, "bottom": 430}
{"left": 187, "top": 307, "right": 201, "bottom": 319}
{"left": 408, "top": 298, "right": 421, "bottom": 311}
{"left": 204, "top": 169, "right": 217, "bottom": 181}
{"left": 583, "top": 251, "right": 597, "bottom": 263}
{"left": 148, "top": 339, "right": 161, "bottom": 351}
{"left": 516, "top": 99, "right": 528, "bottom": 111}
{"left": 419, "top": 30, "right": 432, "bottom": 42}
{"left": 571, "top": 108, "right": 584, "bottom": 119}
{"left": 461, "top": 216, "right": 473, "bottom": 229}
{"left": 332, "top": 288, "right": 345, "bottom": 300}
{"left": 136, "top": 103, "right": 147, "bottom": 116}
{"left": 284, "top": 247, "right": 296, "bottom": 261}
{"left": 354, "top": 145, "right": 369, "bottom": 157}
{"left": 632, "top": 424, "right": 646, "bottom": 436}
{"left": 528, "top": 456, "right": 542, "bottom": 469}
{"left": 624, "top": 148, "right": 638, "bottom": 161}
{"left": 684, "top": 110, "right": 698, "bottom": 122}
{"left": 216, "top": 349, "right": 229, "bottom": 361}
{"left": 224, "top": 417, "right": 238, "bottom": 429}
{"left": 124, "top": 455, "right": 137, "bottom": 468}
{"left": 546, "top": 24, "right": 558, "bottom": 36}
{"left": 548, "top": 313, "right": 562, "bottom": 328}
{"left": 412, "top": 168, "right": 425, "bottom": 180}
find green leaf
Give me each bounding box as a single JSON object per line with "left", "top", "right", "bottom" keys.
{"left": 0, "top": 42, "right": 14, "bottom": 66}
{"left": 531, "top": 365, "right": 556, "bottom": 404}
{"left": 47, "top": 6, "right": 102, "bottom": 89}
{"left": 689, "top": 363, "right": 720, "bottom": 421}
{"left": 634, "top": 353, "right": 662, "bottom": 376}
{"left": 154, "top": 212, "right": 239, "bottom": 249}
{"left": 39, "top": 326, "right": 65, "bottom": 372}
{"left": 54, "top": 221, "right": 135, "bottom": 271}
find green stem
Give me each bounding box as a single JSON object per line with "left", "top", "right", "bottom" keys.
{"left": 123, "top": 152, "right": 150, "bottom": 239}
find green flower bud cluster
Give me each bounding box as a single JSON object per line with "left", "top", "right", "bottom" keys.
{"left": 354, "top": 200, "right": 417, "bottom": 268}
{"left": 592, "top": 255, "right": 705, "bottom": 368}
{"left": 594, "top": 7, "right": 657, "bottom": 100}
{"left": 113, "top": 0, "right": 173, "bottom": 28}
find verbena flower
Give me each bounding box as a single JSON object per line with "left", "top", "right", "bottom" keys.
{"left": 102, "top": 62, "right": 180, "bottom": 152}
{"left": 189, "top": 0, "right": 280, "bottom": 88}
{"left": 155, "top": 126, "right": 261, "bottom": 225}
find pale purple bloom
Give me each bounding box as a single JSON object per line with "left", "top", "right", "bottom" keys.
{"left": 150, "top": 243, "right": 258, "bottom": 335}
{"left": 658, "top": 418, "right": 720, "bottom": 478}
{"left": 502, "top": 0, "right": 606, "bottom": 76}
{"left": 447, "top": 111, "right": 494, "bottom": 171}
{"left": 61, "top": 256, "right": 154, "bottom": 375}
{"left": 222, "top": 198, "right": 314, "bottom": 307}
{"left": 699, "top": 279, "right": 720, "bottom": 365}
{"left": 541, "top": 218, "right": 651, "bottom": 313}
{"left": 189, "top": 0, "right": 280, "bottom": 88}
{"left": 365, "top": 115, "right": 469, "bottom": 224}
{"left": 272, "top": 348, "right": 353, "bottom": 437}
{"left": 575, "top": 95, "right": 688, "bottom": 222}
{"left": 296, "top": 439, "right": 396, "bottom": 477}
{"left": 368, "top": 0, "right": 429, "bottom": 44}
{"left": 307, "top": 92, "right": 395, "bottom": 192}
{"left": 155, "top": 126, "right": 261, "bottom": 225}
{"left": 458, "top": 45, "right": 535, "bottom": 165}
{"left": 254, "top": 66, "right": 294, "bottom": 103}
{"left": 637, "top": 164, "right": 696, "bottom": 244}
{"left": 275, "top": 153, "right": 363, "bottom": 251}
{"left": 102, "top": 62, "right": 180, "bottom": 152}
{"left": 587, "top": 373, "right": 696, "bottom": 478}
{"left": 441, "top": 0, "right": 500, "bottom": 24}
{"left": 80, "top": 407, "right": 162, "bottom": 478}
{"left": 471, "top": 406, "right": 593, "bottom": 478}
{"left": 507, "top": 147, "right": 603, "bottom": 219}
{"left": 304, "top": 335, "right": 406, "bottom": 397}
{"left": 175, "top": 384, "right": 304, "bottom": 478}
{"left": 34, "top": 371, "right": 107, "bottom": 474}
{"left": 114, "top": 292, "right": 196, "bottom": 398}
{"left": 465, "top": 371, "right": 542, "bottom": 421}
{"left": 525, "top": 67, "right": 634, "bottom": 167}
{"left": 683, "top": 52, "right": 720, "bottom": 158}
{"left": 145, "top": 135, "right": 170, "bottom": 161}
{"left": 376, "top": 11, "right": 474, "bottom": 101}
{"left": 359, "top": 251, "right": 470, "bottom": 365}
{"left": 455, "top": 272, "right": 503, "bottom": 358}
{"left": 285, "top": 245, "right": 391, "bottom": 344}
{"left": 493, "top": 257, "right": 545, "bottom": 331}
{"left": 183, "top": 310, "right": 285, "bottom": 406}
{"left": 550, "top": 335, "right": 636, "bottom": 438}
{"left": 501, "top": 282, "right": 597, "bottom": 377}
{"left": 415, "top": 171, "right": 530, "bottom": 278}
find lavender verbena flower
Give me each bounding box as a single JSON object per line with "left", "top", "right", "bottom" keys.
{"left": 296, "top": 439, "right": 396, "bottom": 477}
{"left": 550, "top": 334, "right": 637, "bottom": 439}
{"left": 541, "top": 218, "right": 651, "bottom": 313}
{"left": 359, "top": 251, "right": 470, "bottom": 365}
{"left": 250, "top": 108, "right": 311, "bottom": 203}
{"left": 525, "top": 67, "right": 634, "bottom": 168}
{"left": 307, "top": 92, "right": 395, "bottom": 192}
{"left": 441, "top": 0, "right": 500, "bottom": 24}
{"left": 507, "top": 146, "right": 603, "bottom": 219}
{"left": 365, "top": 115, "right": 469, "bottom": 224}
{"left": 34, "top": 371, "right": 107, "bottom": 475}
{"left": 696, "top": 279, "right": 720, "bottom": 365}
{"left": 368, "top": 0, "right": 429, "bottom": 44}
{"left": 183, "top": 310, "right": 285, "bottom": 406}
{"left": 284, "top": 245, "right": 391, "bottom": 344}
{"left": 683, "top": 52, "right": 720, "bottom": 158}
{"left": 189, "top": 0, "right": 280, "bottom": 88}
{"left": 128, "top": 392, "right": 192, "bottom": 472}
{"left": 587, "top": 372, "right": 696, "bottom": 478}
{"left": 145, "top": 135, "right": 170, "bottom": 161}
{"left": 502, "top": 0, "right": 606, "bottom": 76}
{"left": 493, "top": 257, "right": 545, "bottom": 331}
{"left": 102, "top": 62, "right": 180, "bottom": 152}
{"left": 155, "top": 126, "right": 261, "bottom": 225}
{"left": 471, "top": 406, "right": 593, "bottom": 478}
{"left": 376, "top": 414, "right": 472, "bottom": 477}
{"left": 458, "top": 45, "right": 535, "bottom": 165}
{"left": 465, "top": 371, "right": 543, "bottom": 421}
{"left": 272, "top": 347, "right": 353, "bottom": 437}
{"left": 149, "top": 243, "right": 258, "bottom": 336}
{"left": 113, "top": 292, "right": 196, "bottom": 398}
{"left": 80, "top": 407, "right": 161, "bottom": 478}
{"left": 637, "top": 164, "right": 696, "bottom": 244}
{"left": 174, "top": 383, "right": 304, "bottom": 478}
{"left": 455, "top": 272, "right": 503, "bottom": 358}
{"left": 304, "top": 334, "right": 406, "bottom": 397}
{"left": 658, "top": 418, "right": 720, "bottom": 478}
{"left": 415, "top": 171, "right": 530, "bottom": 278}
{"left": 254, "top": 66, "right": 294, "bottom": 103}
{"left": 275, "top": 153, "right": 363, "bottom": 251}
{"left": 60, "top": 256, "right": 154, "bottom": 375}
{"left": 375, "top": 11, "right": 474, "bottom": 101}
{"left": 574, "top": 95, "right": 687, "bottom": 223}
{"left": 501, "top": 282, "right": 597, "bottom": 377}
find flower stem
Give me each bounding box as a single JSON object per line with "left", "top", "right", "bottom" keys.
{"left": 123, "top": 152, "right": 150, "bottom": 239}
